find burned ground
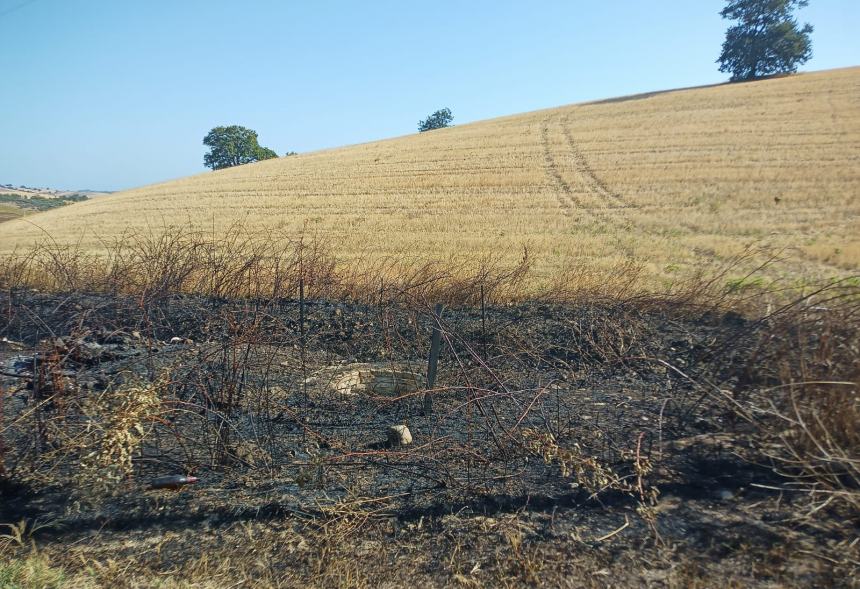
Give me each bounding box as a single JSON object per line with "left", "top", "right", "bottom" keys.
{"left": 1, "top": 289, "right": 858, "bottom": 587}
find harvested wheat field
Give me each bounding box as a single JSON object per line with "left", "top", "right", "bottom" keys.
{"left": 2, "top": 67, "right": 858, "bottom": 287}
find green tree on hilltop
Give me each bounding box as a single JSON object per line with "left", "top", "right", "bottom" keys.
{"left": 718, "top": 0, "right": 813, "bottom": 81}
{"left": 203, "top": 125, "right": 278, "bottom": 170}
{"left": 418, "top": 108, "right": 453, "bottom": 132}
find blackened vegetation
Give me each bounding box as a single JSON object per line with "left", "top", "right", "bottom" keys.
{"left": 1, "top": 277, "right": 858, "bottom": 585}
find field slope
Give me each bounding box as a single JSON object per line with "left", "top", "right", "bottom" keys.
{"left": 2, "top": 67, "right": 858, "bottom": 285}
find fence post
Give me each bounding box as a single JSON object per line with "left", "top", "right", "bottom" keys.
{"left": 481, "top": 284, "right": 488, "bottom": 363}
{"left": 423, "top": 303, "right": 443, "bottom": 416}
{"left": 299, "top": 275, "right": 308, "bottom": 444}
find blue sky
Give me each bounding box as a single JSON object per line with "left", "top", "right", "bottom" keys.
{"left": 1, "top": 0, "right": 857, "bottom": 192}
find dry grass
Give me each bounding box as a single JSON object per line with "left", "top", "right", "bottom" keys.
{"left": 1, "top": 68, "right": 858, "bottom": 289}
{"left": 1, "top": 508, "right": 854, "bottom": 588}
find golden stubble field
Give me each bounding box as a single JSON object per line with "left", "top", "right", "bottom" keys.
{"left": 2, "top": 67, "right": 858, "bottom": 288}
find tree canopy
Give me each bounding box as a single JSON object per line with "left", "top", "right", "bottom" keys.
{"left": 717, "top": 0, "right": 813, "bottom": 82}
{"left": 418, "top": 108, "right": 453, "bottom": 132}
{"left": 203, "top": 125, "right": 278, "bottom": 170}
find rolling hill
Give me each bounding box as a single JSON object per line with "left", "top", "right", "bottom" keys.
{"left": 1, "top": 67, "right": 858, "bottom": 287}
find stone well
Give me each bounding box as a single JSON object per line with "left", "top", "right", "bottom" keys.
{"left": 306, "top": 362, "right": 425, "bottom": 396}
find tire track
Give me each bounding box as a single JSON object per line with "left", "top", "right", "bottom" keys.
{"left": 560, "top": 117, "right": 630, "bottom": 209}
{"left": 540, "top": 121, "right": 577, "bottom": 216}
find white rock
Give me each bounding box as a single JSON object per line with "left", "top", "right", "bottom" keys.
{"left": 387, "top": 424, "right": 413, "bottom": 447}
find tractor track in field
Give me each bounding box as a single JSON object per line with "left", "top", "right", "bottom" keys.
{"left": 560, "top": 117, "right": 631, "bottom": 210}
{"left": 541, "top": 118, "right": 630, "bottom": 228}
{"left": 540, "top": 121, "right": 578, "bottom": 217}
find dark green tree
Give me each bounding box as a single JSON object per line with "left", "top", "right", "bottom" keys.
{"left": 203, "top": 125, "right": 278, "bottom": 170}
{"left": 718, "top": 0, "right": 813, "bottom": 82}
{"left": 254, "top": 145, "right": 278, "bottom": 161}
{"left": 418, "top": 108, "right": 453, "bottom": 132}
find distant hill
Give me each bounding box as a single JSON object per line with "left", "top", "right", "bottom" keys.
{"left": 1, "top": 67, "right": 857, "bottom": 286}
{"left": 0, "top": 184, "right": 113, "bottom": 199}
{"left": 0, "top": 185, "right": 113, "bottom": 224}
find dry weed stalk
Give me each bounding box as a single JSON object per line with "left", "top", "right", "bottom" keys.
{"left": 76, "top": 379, "right": 163, "bottom": 496}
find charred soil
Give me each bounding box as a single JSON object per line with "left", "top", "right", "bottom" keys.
{"left": 1, "top": 289, "right": 858, "bottom": 588}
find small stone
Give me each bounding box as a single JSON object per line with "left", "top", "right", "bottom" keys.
{"left": 717, "top": 488, "right": 734, "bottom": 501}
{"left": 170, "top": 337, "right": 184, "bottom": 344}
{"left": 387, "top": 424, "right": 413, "bottom": 447}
